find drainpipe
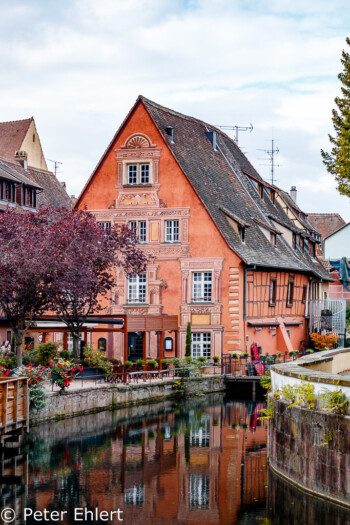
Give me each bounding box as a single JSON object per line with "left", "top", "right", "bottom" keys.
{"left": 243, "top": 265, "right": 247, "bottom": 321}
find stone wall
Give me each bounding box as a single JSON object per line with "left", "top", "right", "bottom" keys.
{"left": 268, "top": 398, "right": 350, "bottom": 507}
{"left": 32, "top": 376, "right": 225, "bottom": 424}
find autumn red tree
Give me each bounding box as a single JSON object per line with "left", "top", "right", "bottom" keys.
{"left": 46, "top": 207, "right": 148, "bottom": 357}
{"left": 0, "top": 206, "right": 148, "bottom": 363}
{"left": 0, "top": 208, "right": 53, "bottom": 365}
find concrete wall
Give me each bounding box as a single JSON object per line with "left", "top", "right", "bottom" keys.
{"left": 268, "top": 398, "right": 350, "bottom": 508}
{"left": 270, "top": 348, "right": 350, "bottom": 399}
{"left": 32, "top": 376, "right": 225, "bottom": 424}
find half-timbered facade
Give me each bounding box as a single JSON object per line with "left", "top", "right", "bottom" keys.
{"left": 76, "top": 96, "right": 331, "bottom": 360}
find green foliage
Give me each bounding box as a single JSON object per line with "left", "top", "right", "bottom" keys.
{"left": 147, "top": 359, "right": 158, "bottom": 369}
{"left": 305, "top": 349, "right": 314, "bottom": 354}
{"left": 160, "top": 359, "right": 168, "bottom": 368}
{"left": 0, "top": 352, "right": 17, "bottom": 368}
{"left": 29, "top": 386, "right": 47, "bottom": 412}
{"left": 172, "top": 358, "right": 181, "bottom": 368}
{"left": 196, "top": 356, "right": 207, "bottom": 364}
{"left": 319, "top": 430, "right": 333, "bottom": 446}
{"left": 278, "top": 382, "right": 316, "bottom": 408}
{"left": 260, "top": 369, "right": 272, "bottom": 392}
{"left": 123, "top": 360, "right": 133, "bottom": 369}
{"left": 213, "top": 355, "right": 220, "bottom": 363}
{"left": 36, "top": 342, "right": 58, "bottom": 366}
{"left": 83, "top": 345, "right": 112, "bottom": 377}
{"left": 185, "top": 322, "right": 192, "bottom": 357}
{"left": 259, "top": 398, "right": 274, "bottom": 420}
{"left": 60, "top": 350, "right": 73, "bottom": 360}
{"left": 241, "top": 352, "right": 249, "bottom": 358}
{"left": 135, "top": 359, "right": 145, "bottom": 370}
{"left": 231, "top": 353, "right": 238, "bottom": 359}
{"left": 22, "top": 349, "right": 38, "bottom": 366}
{"left": 321, "top": 388, "right": 349, "bottom": 414}
{"left": 321, "top": 37, "right": 350, "bottom": 195}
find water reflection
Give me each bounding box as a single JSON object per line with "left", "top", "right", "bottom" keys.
{"left": 0, "top": 394, "right": 268, "bottom": 525}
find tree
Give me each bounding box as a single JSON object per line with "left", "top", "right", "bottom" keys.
{"left": 0, "top": 208, "right": 53, "bottom": 365}
{"left": 46, "top": 207, "right": 148, "bottom": 357}
{"left": 321, "top": 37, "right": 350, "bottom": 196}
{"left": 185, "top": 322, "right": 192, "bottom": 357}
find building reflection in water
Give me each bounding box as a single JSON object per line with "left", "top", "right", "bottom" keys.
{"left": 0, "top": 394, "right": 269, "bottom": 525}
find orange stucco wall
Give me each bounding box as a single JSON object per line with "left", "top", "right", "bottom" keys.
{"left": 77, "top": 101, "right": 244, "bottom": 359}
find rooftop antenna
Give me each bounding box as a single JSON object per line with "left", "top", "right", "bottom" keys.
{"left": 47, "top": 158, "right": 62, "bottom": 177}
{"left": 217, "top": 124, "right": 253, "bottom": 144}
{"left": 257, "top": 139, "right": 280, "bottom": 185}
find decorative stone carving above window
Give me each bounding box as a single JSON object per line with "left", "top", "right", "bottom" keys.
{"left": 122, "top": 133, "right": 156, "bottom": 149}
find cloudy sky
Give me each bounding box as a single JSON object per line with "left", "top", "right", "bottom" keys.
{"left": 1, "top": 0, "right": 350, "bottom": 219}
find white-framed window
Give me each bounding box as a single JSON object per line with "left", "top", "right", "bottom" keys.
{"left": 189, "top": 474, "right": 209, "bottom": 508}
{"left": 190, "top": 417, "right": 210, "bottom": 447}
{"left": 129, "top": 221, "right": 147, "bottom": 243}
{"left": 124, "top": 484, "right": 144, "bottom": 505}
{"left": 128, "top": 274, "right": 146, "bottom": 303}
{"left": 192, "top": 333, "right": 211, "bottom": 359}
{"left": 99, "top": 222, "right": 111, "bottom": 232}
{"left": 165, "top": 220, "right": 179, "bottom": 242}
{"left": 127, "top": 163, "right": 150, "bottom": 185}
{"left": 192, "top": 272, "right": 212, "bottom": 302}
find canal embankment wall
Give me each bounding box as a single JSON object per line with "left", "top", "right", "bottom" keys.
{"left": 269, "top": 349, "right": 350, "bottom": 508}
{"left": 32, "top": 375, "right": 225, "bottom": 424}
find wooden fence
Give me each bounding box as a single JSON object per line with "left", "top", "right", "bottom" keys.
{"left": 0, "top": 377, "right": 29, "bottom": 438}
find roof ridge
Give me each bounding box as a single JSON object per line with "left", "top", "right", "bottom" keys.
{"left": 0, "top": 117, "right": 33, "bottom": 125}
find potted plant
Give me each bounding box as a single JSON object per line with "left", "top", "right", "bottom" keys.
{"left": 82, "top": 345, "right": 112, "bottom": 379}
{"left": 305, "top": 349, "right": 314, "bottom": 354}
{"left": 231, "top": 353, "right": 238, "bottom": 359}
{"left": 241, "top": 352, "right": 249, "bottom": 359}
{"left": 48, "top": 360, "right": 83, "bottom": 393}
{"left": 160, "top": 359, "right": 169, "bottom": 369}
{"left": 123, "top": 360, "right": 133, "bottom": 370}
{"left": 135, "top": 359, "right": 145, "bottom": 371}
{"left": 213, "top": 355, "right": 220, "bottom": 365}
{"left": 147, "top": 359, "right": 158, "bottom": 370}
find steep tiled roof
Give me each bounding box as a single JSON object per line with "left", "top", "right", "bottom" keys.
{"left": 140, "top": 96, "right": 331, "bottom": 280}
{"left": 308, "top": 213, "right": 346, "bottom": 240}
{"left": 0, "top": 157, "right": 72, "bottom": 209}
{"left": 0, "top": 118, "right": 33, "bottom": 160}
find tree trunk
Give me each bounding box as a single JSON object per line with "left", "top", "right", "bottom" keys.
{"left": 13, "top": 328, "right": 24, "bottom": 367}
{"left": 72, "top": 332, "right": 81, "bottom": 359}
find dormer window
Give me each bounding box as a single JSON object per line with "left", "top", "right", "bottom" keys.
{"left": 270, "top": 232, "right": 277, "bottom": 246}
{"left": 127, "top": 163, "right": 150, "bottom": 185}
{"left": 238, "top": 225, "right": 245, "bottom": 243}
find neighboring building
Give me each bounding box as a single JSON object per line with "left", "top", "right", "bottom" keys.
{"left": 0, "top": 117, "right": 48, "bottom": 170}
{"left": 75, "top": 96, "right": 332, "bottom": 360}
{"left": 324, "top": 223, "right": 350, "bottom": 260}
{"left": 308, "top": 213, "right": 346, "bottom": 257}
{"left": 0, "top": 118, "right": 72, "bottom": 210}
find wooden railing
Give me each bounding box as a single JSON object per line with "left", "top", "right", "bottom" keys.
{"left": 0, "top": 377, "right": 29, "bottom": 436}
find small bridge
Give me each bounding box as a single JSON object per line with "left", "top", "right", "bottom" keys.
{"left": 0, "top": 377, "right": 29, "bottom": 448}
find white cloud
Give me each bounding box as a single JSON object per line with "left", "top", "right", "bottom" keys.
{"left": 0, "top": 0, "right": 349, "bottom": 218}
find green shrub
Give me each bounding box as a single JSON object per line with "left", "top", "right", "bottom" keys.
{"left": 83, "top": 345, "right": 112, "bottom": 377}
{"left": 147, "top": 359, "right": 158, "bottom": 369}
{"left": 135, "top": 359, "right": 145, "bottom": 370}
{"left": 172, "top": 358, "right": 181, "bottom": 368}
{"left": 213, "top": 355, "right": 220, "bottom": 363}
{"left": 60, "top": 350, "right": 73, "bottom": 360}
{"left": 160, "top": 359, "right": 168, "bottom": 369}
{"left": 197, "top": 356, "right": 207, "bottom": 364}
{"left": 321, "top": 388, "right": 349, "bottom": 414}
{"left": 123, "top": 361, "right": 133, "bottom": 369}
{"left": 36, "top": 342, "right": 58, "bottom": 366}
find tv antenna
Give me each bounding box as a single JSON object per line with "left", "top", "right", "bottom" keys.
{"left": 47, "top": 158, "right": 62, "bottom": 177}
{"left": 257, "top": 139, "right": 280, "bottom": 185}
{"left": 217, "top": 124, "right": 253, "bottom": 144}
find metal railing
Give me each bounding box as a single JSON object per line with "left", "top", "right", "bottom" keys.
{"left": 221, "top": 354, "right": 292, "bottom": 377}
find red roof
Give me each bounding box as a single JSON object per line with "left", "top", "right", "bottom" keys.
{"left": 308, "top": 213, "right": 346, "bottom": 239}
{"left": 0, "top": 118, "right": 33, "bottom": 161}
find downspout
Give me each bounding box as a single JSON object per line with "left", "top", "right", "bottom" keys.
{"left": 243, "top": 264, "right": 247, "bottom": 353}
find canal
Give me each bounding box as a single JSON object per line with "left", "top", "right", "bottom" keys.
{"left": 2, "top": 392, "right": 350, "bottom": 524}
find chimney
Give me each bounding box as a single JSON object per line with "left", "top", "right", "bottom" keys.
{"left": 206, "top": 130, "right": 217, "bottom": 151}
{"left": 15, "top": 150, "right": 28, "bottom": 170}
{"left": 60, "top": 181, "right": 66, "bottom": 188}
{"left": 165, "top": 126, "right": 174, "bottom": 143}
{"left": 290, "top": 186, "right": 297, "bottom": 203}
